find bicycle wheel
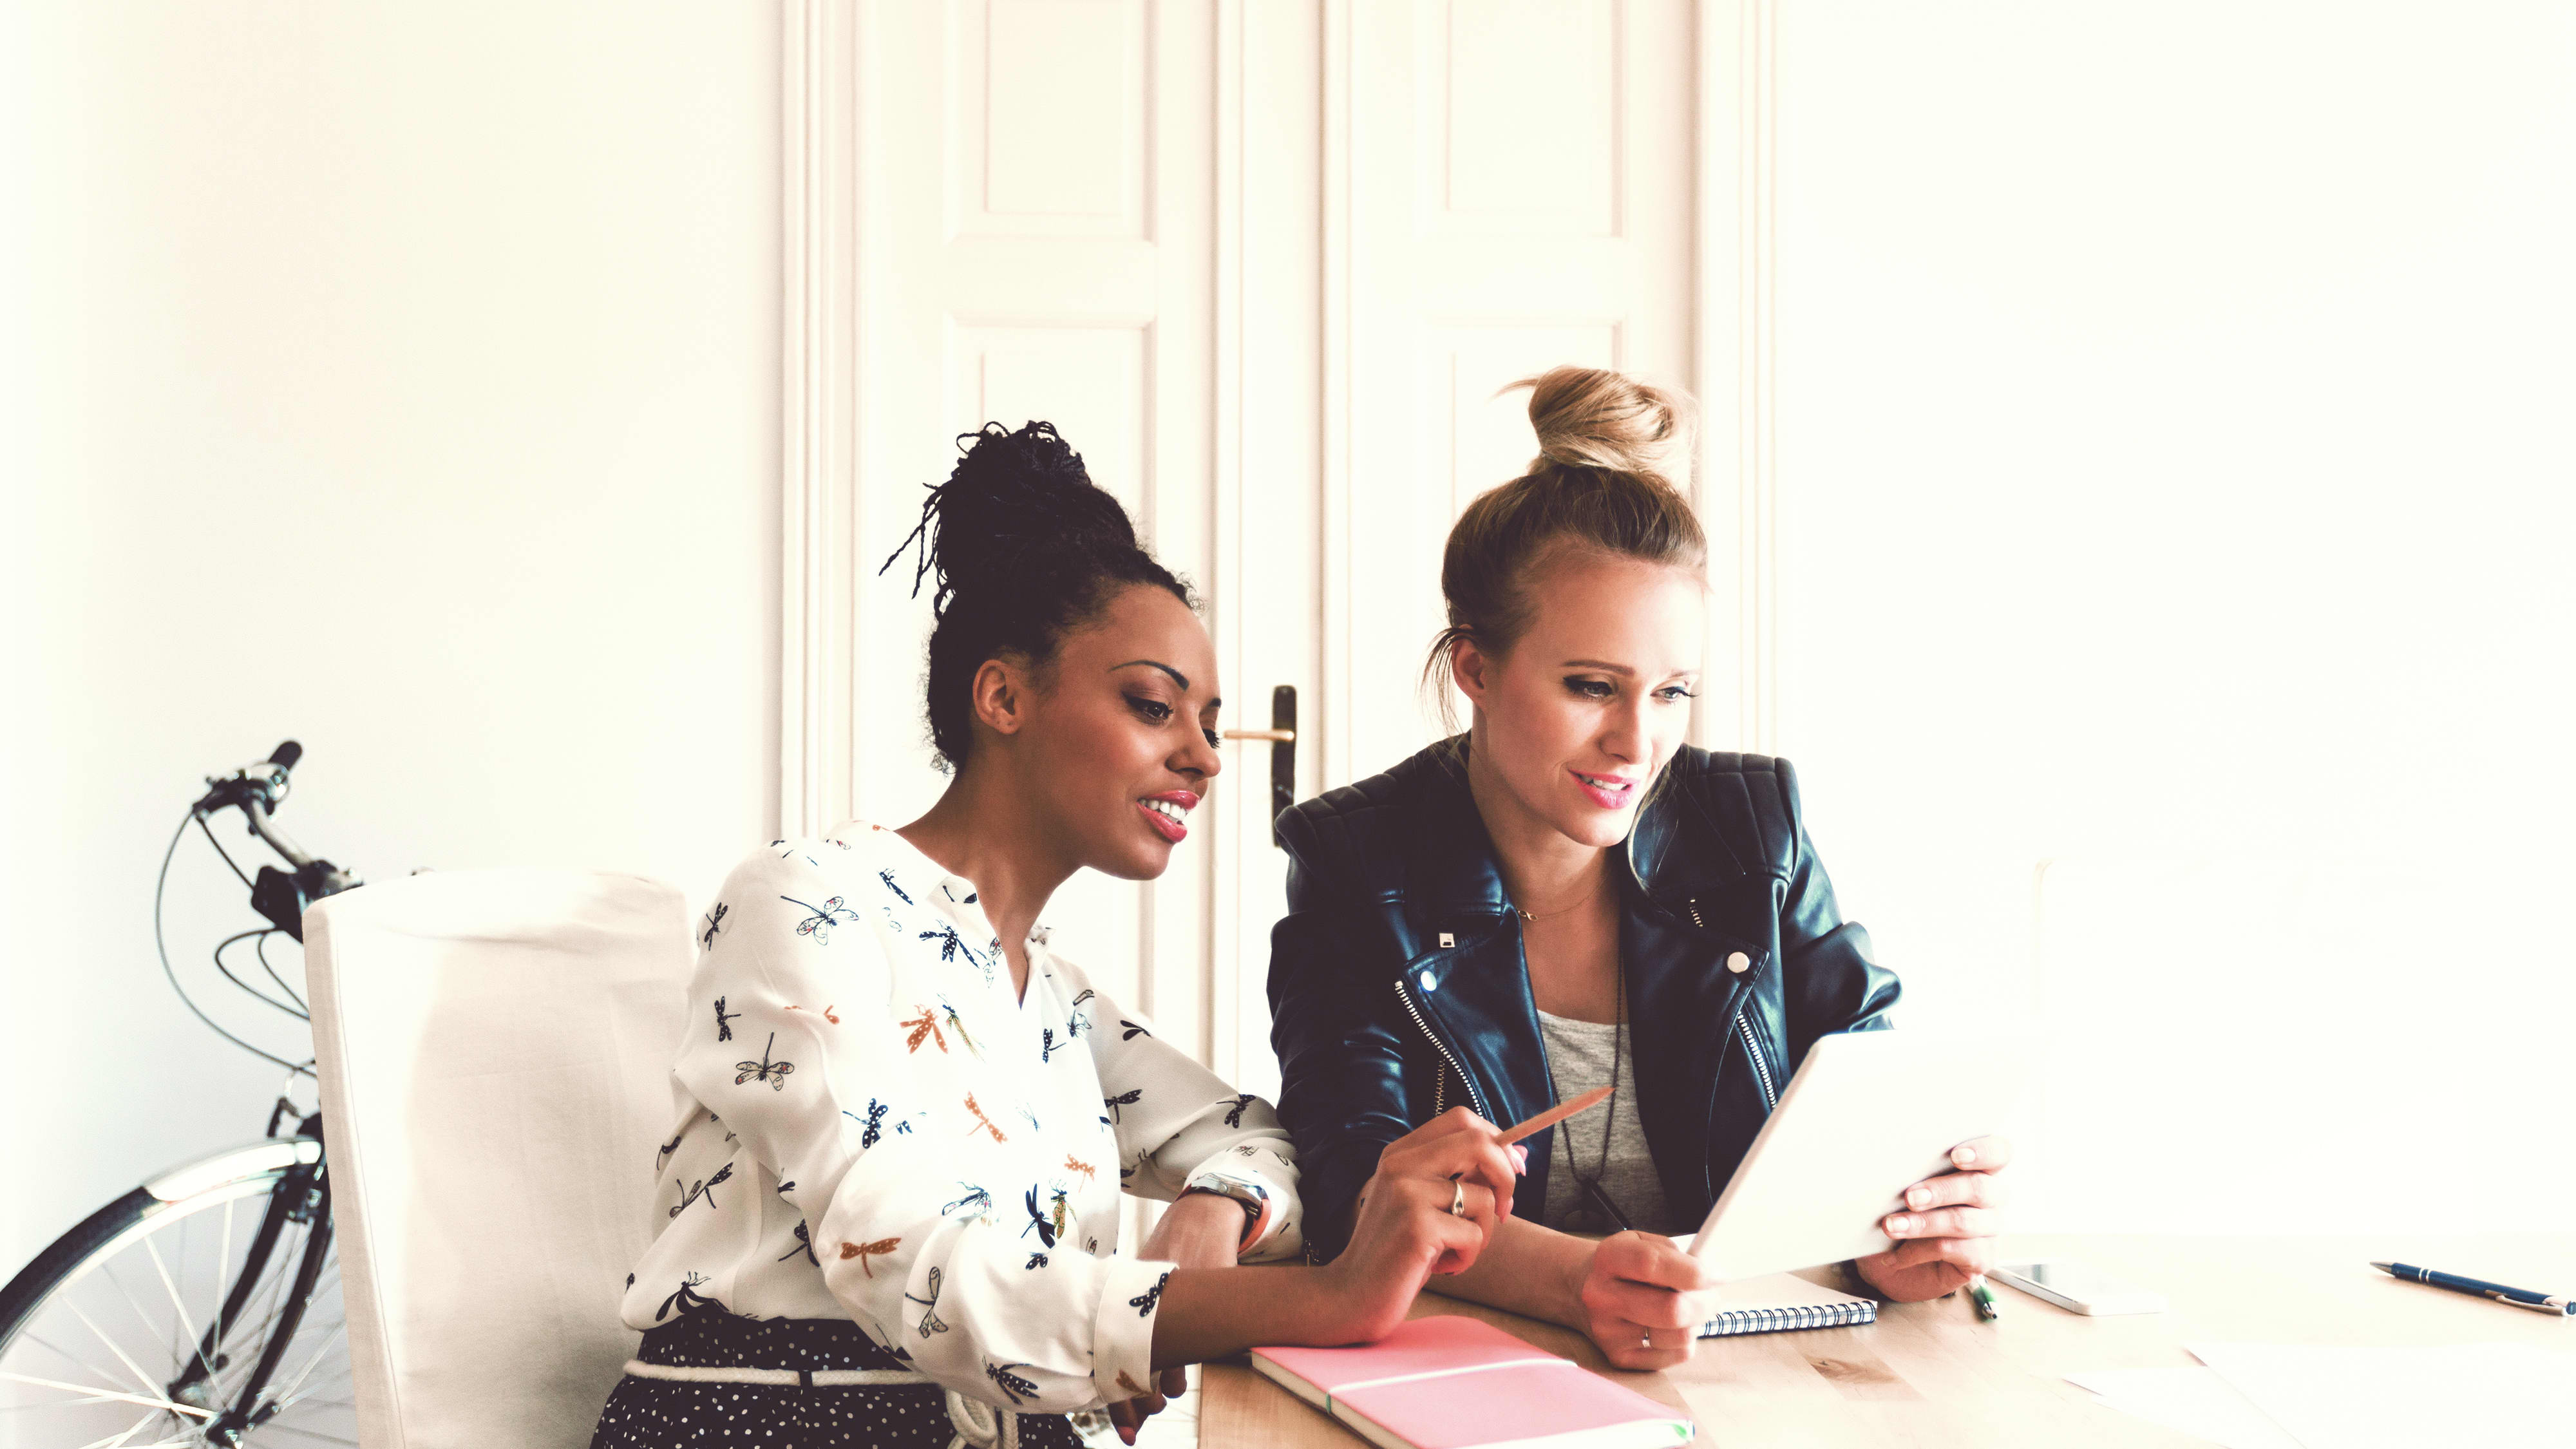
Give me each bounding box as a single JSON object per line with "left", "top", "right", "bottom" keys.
{"left": 0, "top": 1139, "right": 353, "bottom": 1448}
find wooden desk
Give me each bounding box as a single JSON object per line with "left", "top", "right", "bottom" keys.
{"left": 1202, "top": 1235, "right": 2575, "bottom": 1446}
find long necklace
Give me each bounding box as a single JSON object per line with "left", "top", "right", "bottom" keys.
{"left": 1556, "top": 963, "right": 1626, "bottom": 1230}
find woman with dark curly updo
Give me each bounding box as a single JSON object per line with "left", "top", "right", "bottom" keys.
{"left": 590, "top": 422, "right": 1513, "bottom": 1449}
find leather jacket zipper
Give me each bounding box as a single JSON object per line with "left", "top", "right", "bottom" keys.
{"left": 1394, "top": 979, "right": 1488, "bottom": 1120}
{"left": 1684, "top": 896, "right": 1779, "bottom": 1112}
{"left": 1734, "top": 1010, "right": 1778, "bottom": 1110}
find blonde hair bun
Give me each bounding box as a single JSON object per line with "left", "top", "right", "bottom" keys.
{"left": 1518, "top": 365, "right": 1698, "bottom": 491}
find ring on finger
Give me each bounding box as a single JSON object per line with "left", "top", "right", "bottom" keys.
{"left": 1448, "top": 1175, "right": 1466, "bottom": 1217}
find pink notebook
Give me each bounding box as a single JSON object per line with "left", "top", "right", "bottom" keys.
{"left": 1251, "top": 1316, "right": 1693, "bottom": 1449}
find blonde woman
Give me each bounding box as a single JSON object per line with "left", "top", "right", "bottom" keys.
{"left": 1267, "top": 370, "right": 2011, "bottom": 1370}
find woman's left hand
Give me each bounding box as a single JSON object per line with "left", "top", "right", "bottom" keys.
{"left": 1852, "top": 1135, "right": 2011, "bottom": 1302}
{"left": 1110, "top": 1193, "right": 1244, "bottom": 1443}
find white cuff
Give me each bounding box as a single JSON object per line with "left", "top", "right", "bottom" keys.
{"left": 1090, "top": 1256, "right": 1175, "bottom": 1407}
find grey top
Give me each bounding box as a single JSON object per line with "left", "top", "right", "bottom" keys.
{"left": 1535, "top": 1009, "right": 1676, "bottom": 1235}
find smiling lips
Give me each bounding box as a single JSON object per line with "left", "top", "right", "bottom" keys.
{"left": 1137, "top": 791, "right": 1199, "bottom": 844}
{"left": 1571, "top": 769, "right": 1641, "bottom": 810}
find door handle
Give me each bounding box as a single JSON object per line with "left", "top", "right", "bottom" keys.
{"left": 1219, "top": 685, "right": 1297, "bottom": 848}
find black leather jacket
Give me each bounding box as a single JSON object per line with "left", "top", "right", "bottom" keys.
{"left": 1266, "top": 740, "right": 1900, "bottom": 1256}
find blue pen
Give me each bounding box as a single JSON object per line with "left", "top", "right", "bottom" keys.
{"left": 2371, "top": 1261, "right": 2573, "bottom": 1316}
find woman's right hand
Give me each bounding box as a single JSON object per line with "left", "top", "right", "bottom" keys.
{"left": 1314, "top": 1109, "right": 1523, "bottom": 1341}
{"left": 1563, "top": 1231, "right": 1719, "bottom": 1371}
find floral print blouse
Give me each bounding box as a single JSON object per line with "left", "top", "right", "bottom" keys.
{"left": 618, "top": 822, "right": 1304, "bottom": 1412}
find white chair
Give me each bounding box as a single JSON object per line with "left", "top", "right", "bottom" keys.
{"left": 305, "top": 870, "right": 693, "bottom": 1448}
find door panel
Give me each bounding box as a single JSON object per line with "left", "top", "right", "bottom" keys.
{"left": 797, "top": 0, "right": 1738, "bottom": 1108}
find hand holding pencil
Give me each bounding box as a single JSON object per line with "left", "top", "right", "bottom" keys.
{"left": 1359, "top": 1086, "right": 1616, "bottom": 1260}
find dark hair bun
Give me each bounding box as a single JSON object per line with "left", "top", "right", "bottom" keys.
{"left": 879, "top": 421, "right": 1191, "bottom": 772}
{"left": 884, "top": 421, "right": 1140, "bottom": 616}
{"left": 933, "top": 422, "right": 1138, "bottom": 577}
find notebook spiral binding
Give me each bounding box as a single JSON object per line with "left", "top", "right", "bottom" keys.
{"left": 1700, "top": 1299, "right": 1877, "bottom": 1338}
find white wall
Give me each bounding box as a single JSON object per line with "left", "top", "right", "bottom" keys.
{"left": 0, "top": 3, "right": 780, "bottom": 1266}
{"left": 1771, "top": 3, "right": 2576, "bottom": 1232}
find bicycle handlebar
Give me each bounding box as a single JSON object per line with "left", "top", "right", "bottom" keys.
{"left": 194, "top": 742, "right": 363, "bottom": 913}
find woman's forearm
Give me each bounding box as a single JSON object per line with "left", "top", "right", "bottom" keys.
{"left": 1415, "top": 1214, "right": 1589, "bottom": 1327}
{"left": 1148, "top": 1266, "right": 1341, "bottom": 1368}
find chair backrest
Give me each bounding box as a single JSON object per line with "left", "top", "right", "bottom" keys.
{"left": 307, "top": 869, "right": 691, "bottom": 1449}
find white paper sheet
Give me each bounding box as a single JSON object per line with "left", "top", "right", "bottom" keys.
{"left": 2185, "top": 1341, "right": 2571, "bottom": 1449}
{"left": 2064, "top": 1366, "right": 2305, "bottom": 1449}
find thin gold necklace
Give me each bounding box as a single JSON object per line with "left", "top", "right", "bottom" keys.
{"left": 1511, "top": 878, "right": 1605, "bottom": 923}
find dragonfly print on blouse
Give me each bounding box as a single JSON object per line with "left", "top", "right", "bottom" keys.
{"left": 656, "top": 1271, "right": 724, "bottom": 1322}
{"left": 1103, "top": 1087, "right": 1142, "bottom": 1124}
{"left": 777, "top": 1220, "right": 819, "bottom": 1265}
{"left": 700, "top": 902, "right": 727, "bottom": 951}
{"left": 942, "top": 1182, "right": 993, "bottom": 1222}
{"left": 1020, "top": 1186, "right": 1057, "bottom": 1247}
{"left": 904, "top": 1266, "right": 949, "bottom": 1338}
{"left": 838, "top": 1235, "right": 902, "bottom": 1278}
{"left": 1119, "top": 1018, "right": 1151, "bottom": 1041}
{"left": 1222, "top": 1093, "right": 1256, "bottom": 1128}
{"left": 918, "top": 923, "right": 994, "bottom": 983}
{"left": 849, "top": 1097, "right": 889, "bottom": 1148}
{"left": 963, "top": 1092, "right": 1008, "bottom": 1144}
{"left": 939, "top": 998, "right": 980, "bottom": 1056}
{"left": 1128, "top": 1271, "right": 1171, "bottom": 1318}
{"left": 782, "top": 893, "right": 861, "bottom": 945}
{"left": 735, "top": 1032, "right": 795, "bottom": 1090}
{"left": 668, "top": 1162, "right": 735, "bottom": 1219}
{"left": 984, "top": 1359, "right": 1041, "bottom": 1406}
{"left": 877, "top": 867, "right": 913, "bottom": 905}
{"left": 654, "top": 1130, "right": 685, "bottom": 1171}
{"left": 712, "top": 996, "right": 741, "bottom": 1043}
{"left": 900, "top": 1005, "right": 948, "bottom": 1054}
{"left": 1066, "top": 988, "right": 1095, "bottom": 1041}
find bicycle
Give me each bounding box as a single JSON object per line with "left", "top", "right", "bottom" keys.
{"left": 1, "top": 743, "right": 363, "bottom": 1448}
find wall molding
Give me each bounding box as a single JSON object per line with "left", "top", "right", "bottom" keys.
{"left": 1694, "top": 0, "right": 1779, "bottom": 756}
{"left": 779, "top": 0, "right": 857, "bottom": 838}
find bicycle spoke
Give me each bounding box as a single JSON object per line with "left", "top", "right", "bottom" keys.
{"left": 102, "top": 1256, "right": 175, "bottom": 1366}
{"left": 142, "top": 1237, "right": 207, "bottom": 1380}
{"left": 0, "top": 1369, "right": 213, "bottom": 1420}
{"left": 10, "top": 1327, "right": 136, "bottom": 1396}
{"left": 212, "top": 1258, "right": 339, "bottom": 1406}
{"left": 75, "top": 1408, "right": 164, "bottom": 1449}
{"left": 66, "top": 1301, "right": 175, "bottom": 1408}
{"left": 260, "top": 1319, "right": 348, "bottom": 1411}
{"left": 217, "top": 1235, "right": 330, "bottom": 1355}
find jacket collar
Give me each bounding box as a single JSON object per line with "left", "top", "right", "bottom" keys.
{"left": 1396, "top": 737, "right": 1754, "bottom": 925}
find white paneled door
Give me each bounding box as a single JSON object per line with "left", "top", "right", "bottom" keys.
{"left": 785, "top": 0, "right": 1766, "bottom": 1100}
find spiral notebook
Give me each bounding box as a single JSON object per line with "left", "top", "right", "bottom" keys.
{"left": 1699, "top": 1271, "right": 1876, "bottom": 1338}
{"left": 1253, "top": 1315, "right": 1692, "bottom": 1449}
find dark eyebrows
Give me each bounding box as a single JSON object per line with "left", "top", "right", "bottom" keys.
{"left": 1110, "top": 658, "right": 1191, "bottom": 692}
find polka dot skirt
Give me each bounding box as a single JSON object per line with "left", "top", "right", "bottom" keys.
{"left": 589, "top": 1312, "right": 1084, "bottom": 1448}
